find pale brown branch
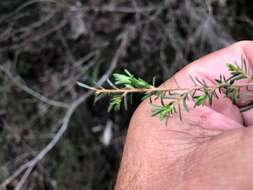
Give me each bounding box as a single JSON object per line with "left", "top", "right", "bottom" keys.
{"left": 90, "top": 83, "right": 253, "bottom": 94}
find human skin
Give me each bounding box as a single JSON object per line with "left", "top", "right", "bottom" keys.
{"left": 115, "top": 41, "right": 253, "bottom": 190}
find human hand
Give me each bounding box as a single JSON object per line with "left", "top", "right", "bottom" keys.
{"left": 115, "top": 41, "right": 253, "bottom": 190}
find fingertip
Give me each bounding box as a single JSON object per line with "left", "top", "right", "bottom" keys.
{"left": 175, "top": 41, "right": 253, "bottom": 83}
{"left": 241, "top": 41, "right": 253, "bottom": 65}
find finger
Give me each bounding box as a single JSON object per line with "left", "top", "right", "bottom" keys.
{"left": 171, "top": 41, "right": 253, "bottom": 126}
{"left": 238, "top": 42, "right": 253, "bottom": 125}
{"left": 160, "top": 78, "right": 243, "bottom": 130}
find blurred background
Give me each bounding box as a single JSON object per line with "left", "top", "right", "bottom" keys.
{"left": 0, "top": 0, "right": 252, "bottom": 189}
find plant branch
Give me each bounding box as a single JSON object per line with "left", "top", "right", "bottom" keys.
{"left": 82, "top": 82, "right": 253, "bottom": 94}
{"left": 78, "top": 58, "right": 253, "bottom": 120}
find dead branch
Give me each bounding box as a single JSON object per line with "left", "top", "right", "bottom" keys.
{"left": 82, "top": 5, "right": 164, "bottom": 14}
{"left": 0, "top": 65, "right": 69, "bottom": 108}
{"left": 0, "top": 29, "right": 129, "bottom": 190}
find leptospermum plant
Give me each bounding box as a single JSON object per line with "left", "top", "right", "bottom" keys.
{"left": 77, "top": 57, "right": 253, "bottom": 123}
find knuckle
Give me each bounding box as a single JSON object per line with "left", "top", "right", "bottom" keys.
{"left": 231, "top": 40, "right": 253, "bottom": 52}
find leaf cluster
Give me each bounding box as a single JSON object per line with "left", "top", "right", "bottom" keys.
{"left": 97, "top": 70, "right": 154, "bottom": 112}
{"left": 78, "top": 57, "right": 253, "bottom": 122}
{"left": 113, "top": 69, "right": 154, "bottom": 89}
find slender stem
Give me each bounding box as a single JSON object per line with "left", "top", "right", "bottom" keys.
{"left": 93, "top": 82, "right": 253, "bottom": 94}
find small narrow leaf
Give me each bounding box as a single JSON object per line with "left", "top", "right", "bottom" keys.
{"left": 195, "top": 95, "right": 207, "bottom": 106}
{"left": 94, "top": 93, "right": 107, "bottom": 105}
{"left": 123, "top": 95, "right": 128, "bottom": 110}
{"left": 77, "top": 82, "right": 95, "bottom": 91}
{"left": 107, "top": 79, "right": 117, "bottom": 89}
{"left": 108, "top": 95, "right": 122, "bottom": 112}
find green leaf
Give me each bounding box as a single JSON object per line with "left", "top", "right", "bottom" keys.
{"left": 240, "top": 101, "right": 253, "bottom": 112}
{"left": 151, "top": 103, "right": 176, "bottom": 121}
{"left": 152, "top": 76, "right": 156, "bottom": 86}
{"left": 108, "top": 95, "right": 122, "bottom": 112}
{"left": 112, "top": 70, "right": 153, "bottom": 89}
{"left": 94, "top": 93, "right": 107, "bottom": 105}
{"left": 106, "top": 79, "right": 117, "bottom": 89}
{"left": 227, "top": 63, "right": 238, "bottom": 72}
{"left": 124, "top": 69, "right": 133, "bottom": 77}
{"left": 123, "top": 95, "right": 128, "bottom": 110}
{"left": 113, "top": 73, "right": 131, "bottom": 85}
{"left": 227, "top": 87, "right": 240, "bottom": 104}
{"left": 195, "top": 95, "right": 207, "bottom": 106}
{"left": 142, "top": 92, "right": 153, "bottom": 100}
{"left": 77, "top": 82, "right": 95, "bottom": 90}
{"left": 135, "top": 78, "right": 153, "bottom": 89}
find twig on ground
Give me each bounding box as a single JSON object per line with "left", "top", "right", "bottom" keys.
{"left": 0, "top": 29, "right": 129, "bottom": 190}
{"left": 82, "top": 5, "right": 164, "bottom": 14}
{"left": 0, "top": 65, "right": 69, "bottom": 108}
